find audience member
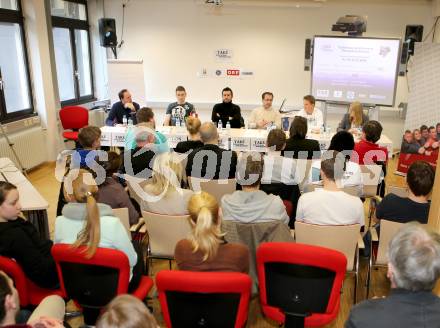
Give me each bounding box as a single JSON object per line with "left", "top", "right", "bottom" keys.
{"left": 0, "top": 271, "right": 65, "bottom": 328}
{"left": 221, "top": 153, "right": 289, "bottom": 224}
{"left": 283, "top": 116, "right": 320, "bottom": 160}
{"left": 423, "top": 126, "right": 439, "bottom": 153}
{"left": 174, "top": 116, "right": 203, "bottom": 153}
{"left": 174, "top": 192, "right": 249, "bottom": 273}
{"left": 106, "top": 89, "right": 140, "bottom": 126}
{"left": 164, "top": 86, "right": 195, "bottom": 126}
{"left": 0, "top": 182, "right": 58, "bottom": 289}
{"left": 142, "top": 152, "right": 193, "bottom": 215}
{"left": 353, "top": 120, "right": 388, "bottom": 165}
{"left": 296, "top": 95, "right": 323, "bottom": 133}
{"left": 337, "top": 101, "right": 369, "bottom": 133}
{"left": 420, "top": 125, "right": 429, "bottom": 144}
{"left": 97, "top": 151, "right": 140, "bottom": 226}
{"left": 211, "top": 87, "right": 243, "bottom": 128}
{"left": 248, "top": 92, "right": 281, "bottom": 129}
{"left": 124, "top": 107, "right": 169, "bottom": 153}
{"left": 296, "top": 155, "right": 364, "bottom": 226}
{"left": 437, "top": 123, "right": 440, "bottom": 140}
{"left": 346, "top": 223, "right": 440, "bottom": 328}
{"left": 96, "top": 294, "right": 157, "bottom": 328}
{"left": 120, "top": 123, "right": 156, "bottom": 179}
{"left": 55, "top": 170, "right": 141, "bottom": 291}
{"left": 413, "top": 129, "right": 424, "bottom": 147}
{"left": 186, "top": 122, "right": 237, "bottom": 179}
{"left": 375, "top": 161, "right": 434, "bottom": 224}
{"left": 401, "top": 130, "right": 424, "bottom": 154}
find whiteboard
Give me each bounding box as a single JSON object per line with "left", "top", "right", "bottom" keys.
{"left": 107, "top": 59, "right": 146, "bottom": 106}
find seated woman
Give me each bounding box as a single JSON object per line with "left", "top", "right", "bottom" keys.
{"left": 174, "top": 192, "right": 249, "bottom": 273}
{"left": 174, "top": 116, "right": 203, "bottom": 154}
{"left": 55, "top": 170, "right": 141, "bottom": 291}
{"left": 283, "top": 116, "right": 320, "bottom": 160}
{"left": 97, "top": 151, "right": 140, "bottom": 226}
{"left": 337, "top": 101, "right": 369, "bottom": 134}
{"left": 142, "top": 152, "right": 193, "bottom": 215}
{"left": 0, "top": 182, "right": 58, "bottom": 289}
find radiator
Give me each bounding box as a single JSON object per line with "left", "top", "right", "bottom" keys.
{"left": 0, "top": 126, "right": 47, "bottom": 170}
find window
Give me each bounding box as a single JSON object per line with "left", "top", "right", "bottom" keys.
{"left": 0, "top": 0, "right": 34, "bottom": 122}
{"left": 51, "top": 0, "right": 94, "bottom": 106}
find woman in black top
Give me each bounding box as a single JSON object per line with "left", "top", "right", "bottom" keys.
{"left": 283, "top": 116, "right": 321, "bottom": 160}
{"left": 175, "top": 116, "right": 204, "bottom": 154}
{"left": 0, "top": 182, "right": 58, "bottom": 289}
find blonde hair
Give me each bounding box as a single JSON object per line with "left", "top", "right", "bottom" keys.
{"left": 349, "top": 101, "right": 364, "bottom": 127}
{"left": 187, "top": 192, "right": 224, "bottom": 261}
{"left": 144, "top": 152, "right": 185, "bottom": 197}
{"left": 96, "top": 294, "right": 157, "bottom": 328}
{"left": 70, "top": 169, "right": 100, "bottom": 258}
{"left": 185, "top": 116, "right": 201, "bottom": 136}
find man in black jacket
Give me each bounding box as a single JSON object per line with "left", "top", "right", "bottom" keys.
{"left": 346, "top": 223, "right": 440, "bottom": 328}
{"left": 106, "top": 89, "right": 140, "bottom": 126}
{"left": 211, "top": 87, "right": 243, "bottom": 129}
{"left": 186, "top": 122, "right": 237, "bottom": 179}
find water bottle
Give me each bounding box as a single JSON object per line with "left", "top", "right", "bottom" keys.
{"left": 127, "top": 118, "right": 133, "bottom": 126}
{"left": 218, "top": 119, "right": 223, "bottom": 131}
{"left": 226, "top": 121, "right": 231, "bottom": 131}
{"left": 320, "top": 125, "right": 324, "bottom": 135}
{"left": 122, "top": 116, "right": 128, "bottom": 126}
{"left": 176, "top": 117, "right": 181, "bottom": 127}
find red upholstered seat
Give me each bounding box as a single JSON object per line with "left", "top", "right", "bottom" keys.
{"left": 257, "top": 242, "right": 347, "bottom": 327}
{"left": 0, "top": 255, "right": 63, "bottom": 307}
{"left": 59, "top": 106, "right": 89, "bottom": 141}
{"left": 156, "top": 270, "right": 252, "bottom": 328}
{"left": 62, "top": 131, "right": 79, "bottom": 141}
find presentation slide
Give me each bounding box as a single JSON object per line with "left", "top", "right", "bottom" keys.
{"left": 311, "top": 36, "right": 400, "bottom": 106}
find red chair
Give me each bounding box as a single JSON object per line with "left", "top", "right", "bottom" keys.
{"left": 257, "top": 242, "right": 347, "bottom": 328}
{"left": 0, "top": 255, "right": 63, "bottom": 308}
{"left": 59, "top": 106, "right": 89, "bottom": 142}
{"left": 51, "top": 244, "right": 153, "bottom": 325}
{"left": 156, "top": 270, "right": 252, "bottom": 328}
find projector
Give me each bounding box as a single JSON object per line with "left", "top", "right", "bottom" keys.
{"left": 332, "top": 15, "right": 367, "bottom": 36}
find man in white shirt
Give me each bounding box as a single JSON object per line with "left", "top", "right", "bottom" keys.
{"left": 296, "top": 154, "right": 364, "bottom": 226}
{"left": 296, "top": 95, "right": 323, "bottom": 133}
{"left": 248, "top": 92, "right": 282, "bottom": 129}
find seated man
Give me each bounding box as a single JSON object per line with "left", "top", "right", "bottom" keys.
{"left": 296, "top": 154, "right": 364, "bottom": 226}
{"left": 0, "top": 271, "right": 65, "bottom": 328}
{"left": 296, "top": 95, "right": 323, "bottom": 133}
{"left": 186, "top": 122, "right": 237, "bottom": 179}
{"left": 400, "top": 130, "right": 424, "bottom": 154}
{"left": 221, "top": 152, "right": 289, "bottom": 224}
{"left": 375, "top": 160, "right": 434, "bottom": 224}
{"left": 353, "top": 120, "right": 388, "bottom": 165}
{"left": 346, "top": 223, "right": 440, "bottom": 328}
{"left": 211, "top": 87, "right": 243, "bottom": 129}
{"left": 106, "top": 89, "right": 140, "bottom": 126}
{"left": 423, "top": 126, "right": 440, "bottom": 155}
{"left": 248, "top": 92, "right": 281, "bottom": 129}
{"left": 124, "top": 107, "right": 169, "bottom": 154}
{"left": 164, "top": 85, "right": 195, "bottom": 126}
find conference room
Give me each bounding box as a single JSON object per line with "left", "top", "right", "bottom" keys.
{"left": 0, "top": 0, "right": 439, "bottom": 327}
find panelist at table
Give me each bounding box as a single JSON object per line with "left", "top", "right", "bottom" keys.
{"left": 296, "top": 95, "right": 323, "bottom": 133}
{"left": 106, "top": 89, "right": 140, "bottom": 126}
{"left": 211, "top": 87, "right": 243, "bottom": 129}
{"left": 248, "top": 92, "right": 281, "bottom": 129}
{"left": 337, "top": 101, "right": 369, "bottom": 133}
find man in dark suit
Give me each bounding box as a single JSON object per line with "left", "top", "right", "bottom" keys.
{"left": 211, "top": 87, "right": 243, "bottom": 129}
{"left": 106, "top": 89, "right": 140, "bottom": 126}
{"left": 283, "top": 116, "right": 321, "bottom": 160}
{"left": 346, "top": 223, "right": 440, "bottom": 328}
{"left": 186, "top": 122, "right": 237, "bottom": 179}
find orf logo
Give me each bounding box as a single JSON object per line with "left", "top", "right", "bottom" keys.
{"left": 227, "top": 69, "right": 240, "bottom": 76}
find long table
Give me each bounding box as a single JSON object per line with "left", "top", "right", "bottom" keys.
{"left": 101, "top": 126, "right": 393, "bottom": 156}
{"left": 0, "top": 158, "right": 50, "bottom": 239}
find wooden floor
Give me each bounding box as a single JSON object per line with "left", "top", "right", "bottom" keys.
{"left": 27, "top": 157, "right": 405, "bottom": 328}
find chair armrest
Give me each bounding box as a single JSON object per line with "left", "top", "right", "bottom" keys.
{"left": 290, "top": 229, "right": 295, "bottom": 239}
{"left": 357, "top": 233, "right": 365, "bottom": 249}
{"left": 130, "top": 218, "right": 145, "bottom": 232}
{"left": 370, "top": 227, "right": 379, "bottom": 242}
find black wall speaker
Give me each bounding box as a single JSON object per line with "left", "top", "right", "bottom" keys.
{"left": 99, "top": 18, "right": 117, "bottom": 47}
{"left": 304, "top": 38, "right": 312, "bottom": 71}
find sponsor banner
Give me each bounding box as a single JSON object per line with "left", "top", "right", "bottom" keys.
{"left": 112, "top": 131, "right": 126, "bottom": 147}
{"left": 215, "top": 49, "right": 233, "bottom": 62}
{"left": 167, "top": 135, "right": 187, "bottom": 148}
{"left": 231, "top": 136, "right": 250, "bottom": 151}
{"left": 239, "top": 69, "right": 255, "bottom": 79}
{"left": 100, "top": 130, "right": 112, "bottom": 147}
{"left": 396, "top": 151, "right": 438, "bottom": 175}
{"left": 218, "top": 134, "right": 230, "bottom": 150}
{"left": 250, "top": 137, "right": 267, "bottom": 152}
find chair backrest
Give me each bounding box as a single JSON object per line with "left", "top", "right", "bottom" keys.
{"left": 112, "top": 208, "right": 131, "bottom": 237}
{"left": 142, "top": 211, "right": 191, "bottom": 258}
{"left": 51, "top": 244, "right": 130, "bottom": 307}
{"left": 59, "top": 106, "right": 89, "bottom": 130}
{"left": 360, "top": 165, "right": 383, "bottom": 197}
{"left": 342, "top": 185, "right": 362, "bottom": 197}
{"left": 156, "top": 270, "right": 252, "bottom": 328}
{"left": 0, "top": 256, "right": 30, "bottom": 306}
{"left": 376, "top": 220, "right": 407, "bottom": 265}
{"left": 294, "top": 222, "right": 360, "bottom": 271}
{"left": 124, "top": 174, "right": 149, "bottom": 208}
{"left": 296, "top": 159, "right": 313, "bottom": 191}
{"left": 256, "top": 242, "right": 346, "bottom": 326}
{"left": 188, "top": 177, "right": 236, "bottom": 204}
{"left": 387, "top": 186, "right": 408, "bottom": 198}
